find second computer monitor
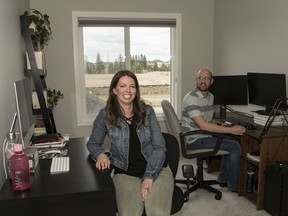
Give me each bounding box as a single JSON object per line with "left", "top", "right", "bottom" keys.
{"left": 209, "top": 75, "right": 248, "bottom": 118}
{"left": 247, "top": 72, "right": 287, "bottom": 115}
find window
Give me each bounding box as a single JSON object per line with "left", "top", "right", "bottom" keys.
{"left": 72, "top": 12, "right": 182, "bottom": 126}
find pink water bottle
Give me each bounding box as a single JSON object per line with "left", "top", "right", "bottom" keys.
{"left": 10, "top": 144, "right": 31, "bottom": 191}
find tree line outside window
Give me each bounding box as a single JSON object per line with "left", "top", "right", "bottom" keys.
{"left": 85, "top": 52, "right": 170, "bottom": 74}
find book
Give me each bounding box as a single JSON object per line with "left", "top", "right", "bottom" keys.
{"left": 31, "top": 133, "right": 60, "bottom": 144}
{"left": 253, "top": 112, "right": 284, "bottom": 126}
{"left": 254, "top": 118, "right": 283, "bottom": 126}
{"left": 34, "top": 127, "right": 46, "bottom": 136}
{"left": 30, "top": 138, "right": 66, "bottom": 149}
{"left": 31, "top": 142, "right": 66, "bottom": 149}
{"left": 253, "top": 112, "right": 284, "bottom": 121}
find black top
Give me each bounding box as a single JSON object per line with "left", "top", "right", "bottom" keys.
{"left": 114, "top": 121, "right": 147, "bottom": 178}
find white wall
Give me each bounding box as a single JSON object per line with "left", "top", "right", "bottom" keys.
{"left": 30, "top": 0, "right": 215, "bottom": 138}
{"left": 0, "top": 0, "right": 29, "bottom": 188}
{"left": 213, "top": 0, "right": 288, "bottom": 113}
{"left": 30, "top": 0, "right": 288, "bottom": 138}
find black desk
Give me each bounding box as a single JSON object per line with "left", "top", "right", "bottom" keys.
{"left": 0, "top": 137, "right": 116, "bottom": 216}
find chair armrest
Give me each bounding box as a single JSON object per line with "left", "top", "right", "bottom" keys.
{"left": 179, "top": 130, "right": 224, "bottom": 159}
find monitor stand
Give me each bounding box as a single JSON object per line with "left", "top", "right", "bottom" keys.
{"left": 256, "top": 107, "right": 280, "bottom": 116}
{"left": 256, "top": 110, "right": 270, "bottom": 116}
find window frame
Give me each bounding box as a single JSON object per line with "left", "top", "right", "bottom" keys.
{"left": 72, "top": 11, "right": 182, "bottom": 126}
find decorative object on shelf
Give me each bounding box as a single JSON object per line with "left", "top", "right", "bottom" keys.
{"left": 47, "top": 88, "right": 64, "bottom": 109}
{"left": 26, "top": 51, "right": 47, "bottom": 76}
{"left": 23, "top": 9, "right": 52, "bottom": 51}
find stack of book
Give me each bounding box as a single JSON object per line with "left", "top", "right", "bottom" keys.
{"left": 30, "top": 133, "right": 66, "bottom": 149}
{"left": 34, "top": 115, "right": 46, "bottom": 136}
{"left": 253, "top": 112, "right": 284, "bottom": 126}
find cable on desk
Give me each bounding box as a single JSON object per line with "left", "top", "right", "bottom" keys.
{"left": 226, "top": 106, "right": 254, "bottom": 118}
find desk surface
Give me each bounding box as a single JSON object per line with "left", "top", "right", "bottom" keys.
{"left": 0, "top": 137, "right": 116, "bottom": 216}
{"left": 214, "top": 112, "right": 288, "bottom": 139}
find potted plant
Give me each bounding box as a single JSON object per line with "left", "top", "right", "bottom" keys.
{"left": 47, "top": 88, "right": 64, "bottom": 110}
{"left": 23, "top": 9, "right": 52, "bottom": 51}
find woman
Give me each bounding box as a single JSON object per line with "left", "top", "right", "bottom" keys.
{"left": 87, "top": 70, "right": 173, "bottom": 216}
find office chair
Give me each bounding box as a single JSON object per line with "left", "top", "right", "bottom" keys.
{"left": 161, "top": 99, "right": 229, "bottom": 201}
{"left": 141, "top": 133, "right": 185, "bottom": 215}
{"left": 162, "top": 132, "right": 185, "bottom": 215}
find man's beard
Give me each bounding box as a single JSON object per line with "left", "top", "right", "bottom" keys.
{"left": 197, "top": 84, "right": 209, "bottom": 92}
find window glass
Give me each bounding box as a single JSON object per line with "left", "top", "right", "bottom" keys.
{"left": 130, "top": 27, "right": 170, "bottom": 113}
{"left": 83, "top": 27, "right": 170, "bottom": 116}
{"left": 72, "top": 12, "right": 181, "bottom": 125}
{"left": 83, "top": 27, "right": 125, "bottom": 115}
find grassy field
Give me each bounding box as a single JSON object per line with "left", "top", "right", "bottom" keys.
{"left": 85, "top": 71, "right": 170, "bottom": 87}
{"left": 86, "top": 71, "right": 170, "bottom": 112}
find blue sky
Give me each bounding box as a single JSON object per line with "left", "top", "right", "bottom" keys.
{"left": 83, "top": 27, "right": 170, "bottom": 62}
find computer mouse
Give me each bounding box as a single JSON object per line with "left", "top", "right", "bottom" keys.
{"left": 245, "top": 124, "right": 256, "bottom": 130}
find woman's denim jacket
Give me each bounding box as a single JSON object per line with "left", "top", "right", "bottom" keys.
{"left": 87, "top": 105, "right": 166, "bottom": 182}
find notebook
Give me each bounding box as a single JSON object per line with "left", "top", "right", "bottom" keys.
{"left": 31, "top": 133, "right": 60, "bottom": 144}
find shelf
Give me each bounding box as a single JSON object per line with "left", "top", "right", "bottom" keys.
{"left": 20, "top": 14, "right": 57, "bottom": 134}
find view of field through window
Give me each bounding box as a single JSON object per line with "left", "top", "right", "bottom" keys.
{"left": 83, "top": 27, "right": 171, "bottom": 115}
{"left": 85, "top": 71, "right": 170, "bottom": 114}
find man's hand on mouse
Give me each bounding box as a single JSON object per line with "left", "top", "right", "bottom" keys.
{"left": 231, "top": 125, "right": 246, "bottom": 135}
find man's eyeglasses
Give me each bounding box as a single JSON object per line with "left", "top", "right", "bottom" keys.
{"left": 196, "top": 77, "right": 212, "bottom": 81}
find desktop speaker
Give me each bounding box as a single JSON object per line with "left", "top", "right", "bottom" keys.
{"left": 264, "top": 162, "right": 288, "bottom": 216}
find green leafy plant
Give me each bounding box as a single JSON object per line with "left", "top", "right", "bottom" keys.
{"left": 47, "top": 88, "right": 64, "bottom": 109}
{"left": 23, "top": 9, "right": 52, "bottom": 50}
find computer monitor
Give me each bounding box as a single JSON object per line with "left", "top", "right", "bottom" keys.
{"left": 247, "top": 72, "right": 287, "bottom": 115}
{"left": 209, "top": 75, "right": 248, "bottom": 118}
{"left": 14, "top": 78, "right": 35, "bottom": 149}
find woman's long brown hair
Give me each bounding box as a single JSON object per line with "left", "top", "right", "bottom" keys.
{"left": 105, "top": 70, "right": 147, "bottom": 127}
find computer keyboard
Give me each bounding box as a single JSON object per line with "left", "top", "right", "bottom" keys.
{"left": 224, "top": 117, "right": 256, "bottom": 130}
{"left": 50, "top": 157, "right": 70, "bottom": 174}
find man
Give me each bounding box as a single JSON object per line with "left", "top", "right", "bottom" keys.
{"left": 181, "top": 69, "right": 246, "bottom": 192}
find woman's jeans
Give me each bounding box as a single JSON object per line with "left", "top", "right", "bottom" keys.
{"left": 113, "top": 166, "right": 174, "bottom": 216}
{"left": 187, "top": 136, "right": 241, "bottom": 191}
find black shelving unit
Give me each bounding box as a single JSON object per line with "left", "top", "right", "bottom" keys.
{"left": 20, "top": 15, "right": 57, "bottom": 134}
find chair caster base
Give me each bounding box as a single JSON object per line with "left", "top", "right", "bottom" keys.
{"left": 215, "top": 192, "right": 222, "bottom": 200}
